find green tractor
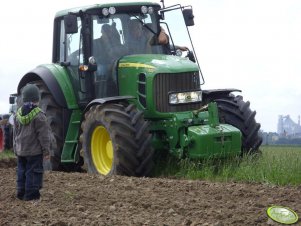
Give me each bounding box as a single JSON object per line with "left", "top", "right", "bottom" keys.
{"left": 16, "top": 1, "right": 262, "bottom": 175}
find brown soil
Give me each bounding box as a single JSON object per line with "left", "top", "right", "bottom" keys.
{"left": 0, "top": 159, "right": 300, "bottom": 226}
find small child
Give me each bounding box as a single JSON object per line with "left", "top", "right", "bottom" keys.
{"left": 13, "top": 83, "right": 51, "bottom": 201}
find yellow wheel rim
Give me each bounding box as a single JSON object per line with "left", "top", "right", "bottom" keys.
{"left": 91, "top": 126, "right": 113, "bottom": 175}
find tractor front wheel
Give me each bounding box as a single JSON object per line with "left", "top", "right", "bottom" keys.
{"left": 214, "top": 94, "right": 262, "bottom": 154}
{"left": 80, "top": 103, "right": 154, "bottom": 176}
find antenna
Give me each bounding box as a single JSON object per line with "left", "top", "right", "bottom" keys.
{"left": 160, "top": 0, "right": 165, "bottom": 8}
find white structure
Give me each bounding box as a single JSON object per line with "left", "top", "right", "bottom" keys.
{"left": 277, "top": 115, "right": 301, "bottom": 136}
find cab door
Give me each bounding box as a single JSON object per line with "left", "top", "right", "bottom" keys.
{"left": 54, "top": 15, "right": 94, "bottom": 105}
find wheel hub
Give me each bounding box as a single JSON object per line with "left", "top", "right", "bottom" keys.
{"left": 91, "top": 126, "right": 113, "bottom": 175}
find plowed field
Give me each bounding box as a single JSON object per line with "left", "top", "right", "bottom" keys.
{"left": 0, "top": 159, "right": 300, "bottom": 225}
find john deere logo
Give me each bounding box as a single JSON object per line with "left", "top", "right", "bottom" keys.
{"left": 267, "top": 206, "right": 299, "bottom": 224}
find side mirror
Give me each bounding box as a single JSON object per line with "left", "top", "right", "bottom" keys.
{"left": 183, "top": 9, "right": 194, "bottom": 26}
{"left": 64, "top": 14, "right": 78, "bottom": 34}
{"left": 187, "top": 51, "right": 196, "bottom": 63}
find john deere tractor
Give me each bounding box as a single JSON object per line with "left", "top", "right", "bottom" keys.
{"left": 16, "top": 1, "right": 262, "bottom": 175}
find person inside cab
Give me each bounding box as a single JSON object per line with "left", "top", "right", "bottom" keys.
{"left": 127, "top": 19, "right": 152, "bottom": 54}
{"left": 126, "top": 19, "right": 188, "bottom": 55}
{"left": 96, "top": 23, "right": 125, "bottom": 63}
{"left": 94, "top": 23, "right": 126, "bottom": 97}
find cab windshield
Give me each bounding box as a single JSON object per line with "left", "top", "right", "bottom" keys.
{"left": 92, "top": 13, "right": 164, "bottom": 64}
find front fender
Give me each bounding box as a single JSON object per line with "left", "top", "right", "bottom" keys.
{"left": 202, "top": 89, "right": 241, "bottom": 103}
{"left": 83, "top": 96, "right": 135, "bottom": 114}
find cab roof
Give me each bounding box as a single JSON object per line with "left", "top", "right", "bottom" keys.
{"left": 55, "top": 1, "right": 161, "bottom": 18}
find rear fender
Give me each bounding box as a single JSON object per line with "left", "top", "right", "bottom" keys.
{"left": 17, "top": 64, "right": 77, "bottom": 109}
{"left": 18, "top": 66, "right": 66, "bottom": 107}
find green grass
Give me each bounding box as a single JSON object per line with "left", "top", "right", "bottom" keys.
{"left": 154, "top": 146, "right": 301, "bottom": 186}
{"left": 0, "top": 149, "right": 15, "bottom": 159}
{"left": 2, "top": 146, "right": 300, "bottom": 186}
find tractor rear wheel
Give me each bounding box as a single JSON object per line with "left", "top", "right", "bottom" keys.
{"left": 34, "top": 80, "right": 63, "bottom": 170}
{"left": 2, "top": 114, "right": 13, "bottom": 150}
{"left": 214, "top": 94, "right": 262, "bottom": 154}
{"left": 80, "top": 103, "right": 154, "bottom": 176}
{"left": 0, "top": 126, "right": 4, "bottom": 152}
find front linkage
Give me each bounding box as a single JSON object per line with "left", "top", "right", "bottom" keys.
{"left": 151, "top": 102, "right": 242, "bottom": 159}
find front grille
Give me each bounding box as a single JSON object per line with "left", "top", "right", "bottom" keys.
{"left": 138, "top": 73, "right": 146, "bottom": 108}
{"left": 154, "top": 72, "right": 203, "bottom": 112}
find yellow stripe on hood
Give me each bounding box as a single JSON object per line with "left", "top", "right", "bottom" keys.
{"left": 119, "top": 62, "right": 155, "bottom": 69}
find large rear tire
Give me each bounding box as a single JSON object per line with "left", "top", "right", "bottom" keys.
{"left": 214, "top": 94, "right": 262, "bottom": 154}
{"left": 34, "top": 80, "right": 64, "bottom": 170}
{"left": 80, "top": 103, "right": 154, "bottom": 176}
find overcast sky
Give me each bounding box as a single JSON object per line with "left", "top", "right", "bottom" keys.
{"left": 0, "top": 0, "right": 300, "bottom": 132}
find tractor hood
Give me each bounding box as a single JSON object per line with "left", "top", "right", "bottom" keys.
{"left": 119, "top": 54, "right": 199, "bottom": 73}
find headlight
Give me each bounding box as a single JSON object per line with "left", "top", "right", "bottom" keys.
{"left": 108, "top": 7, "right": 116, "bottom": 15}
{"left": 102, "top": 8, "right": 109, "bottom": 16}
{"left": 141, "top": 6, "right": 148, "bottom": 14}
{"left": 148, "top": 7, "right": 154, "bottom": 14}
{"left": 169, "top": 90, "right": 202, "bottom": 104}
{"left": 102, "top": 7, "right": 116, "bottom": 16}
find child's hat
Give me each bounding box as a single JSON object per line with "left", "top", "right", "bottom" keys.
{"left": 22, "top": 84, "right": 40, "bottom": 102}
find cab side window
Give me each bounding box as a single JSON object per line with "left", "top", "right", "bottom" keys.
{"left": 58, "top": 18, "right": 82, "bottom": 66}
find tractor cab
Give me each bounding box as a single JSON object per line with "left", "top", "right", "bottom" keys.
{"left": 56, "top": 3, "right": 199, "bottom": 105}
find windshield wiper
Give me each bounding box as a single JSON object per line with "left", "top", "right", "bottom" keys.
{"left": 128, "top": 14, "right": 157, "bottom": 35}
